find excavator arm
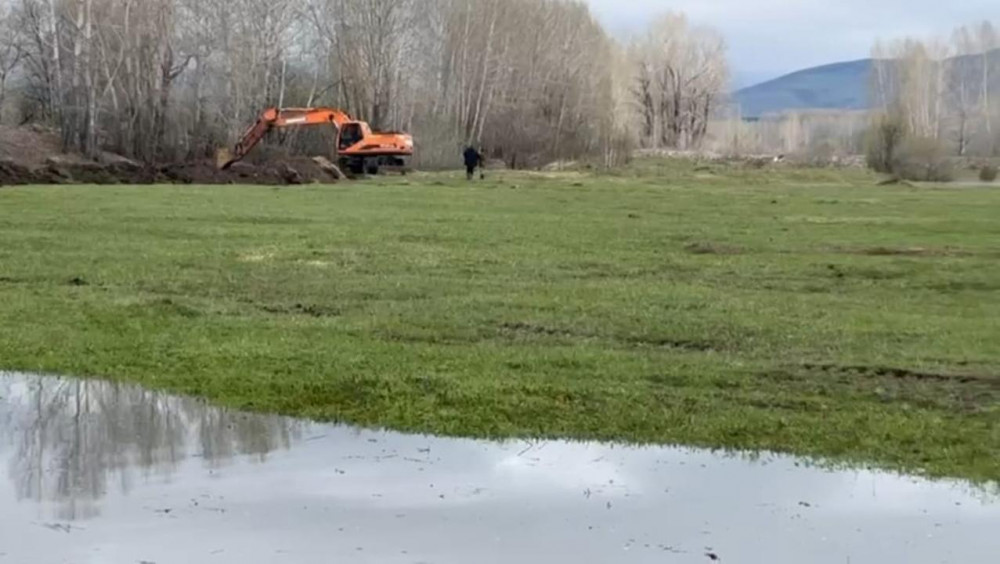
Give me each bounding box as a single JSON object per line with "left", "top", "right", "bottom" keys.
{"left": 220, "top": 107, "right": 355, "bottom": 169}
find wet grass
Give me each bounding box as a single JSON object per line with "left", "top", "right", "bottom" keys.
{"left": 1, "top": 160, "right": 998, "bottom": 482}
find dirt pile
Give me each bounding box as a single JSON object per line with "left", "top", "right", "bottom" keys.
{"left": 0, "top": 124, "right": 69, "bottom": 167}
{"left": 0, "top": 157, "right": 149, "bottom": 185}
{"left": 158, "top": 157, "right": 343, "bottom": 185}
{"left": 0, "top": 125, "right": 343, "bottom": 186}
{"left": 0, "top": 157, "right": 344, "bottom": 186}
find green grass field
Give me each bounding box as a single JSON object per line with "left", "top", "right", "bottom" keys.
{"left": 1, "top": 161, "right": 998, "bottom": 481}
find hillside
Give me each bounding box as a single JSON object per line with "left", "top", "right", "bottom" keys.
{"left": 735, "top": 50, "right": 1000, "bottom": 118}
{"left": 733, "top": 59, "right": 873, "bottom": 117}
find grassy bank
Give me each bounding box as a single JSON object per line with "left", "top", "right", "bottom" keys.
{"left": 1, "top": 161, "right": 998, "bottom": 481}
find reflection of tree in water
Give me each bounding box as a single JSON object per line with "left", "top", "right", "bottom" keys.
{"left": 1, "top": 374, "right": 302, "bottom": 520}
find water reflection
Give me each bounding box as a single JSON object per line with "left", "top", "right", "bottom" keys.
{"left": 0, "top": 373, "right": 301, "bottom": 520}
{"left": 1, "top": 372, "right": 998, "bottom": 564}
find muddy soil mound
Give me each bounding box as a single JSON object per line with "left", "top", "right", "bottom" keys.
{"left": 0, "top": 125, "right": 67, "bottom": 167}
{"left": 0, "top": 125, "right": 134, "bottom": 169}
{"left": 0, "top": 156, "right": 343, "bottom": 186}
{"left": 0, "top": 125, "right": 343, "bottom": 186}
{"left": 159, "top": 157, "right": 341, "bottom": 185}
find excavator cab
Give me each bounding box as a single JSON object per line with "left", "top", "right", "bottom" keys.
{"left": 338, "top": 123, "right": 364, "bottom": 151}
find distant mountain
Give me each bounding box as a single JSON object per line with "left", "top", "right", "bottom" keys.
{"left": 733, "top": 59, "right": 873, "bottom": 118}
{"left": 734, "top": 50, "right": 1000, "bottom": 118}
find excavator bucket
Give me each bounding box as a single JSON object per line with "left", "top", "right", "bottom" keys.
{"left": 215, "top": 147, "right": 233, "bottom": 170}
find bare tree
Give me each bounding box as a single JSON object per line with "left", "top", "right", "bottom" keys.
{"left": 629, "top": 13, "right": 728, "bottom": 150}
{"left": 0, "top": 0, "right": 25, "bottom": 123}
{"left": 949, "top": 26, "right": 978, "bottom": 155}
{"left": 977, "top": 22, "right": 997, "bottom": 148}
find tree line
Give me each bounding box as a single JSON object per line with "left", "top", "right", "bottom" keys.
{"left": 869, "top": 21, "right": 999, "bottom": 178}
{"left": 0, "top": 0, "right": 731, "bottom": 168}
{"left": 697, "top": 20, "right": 1000, "bottom": 172}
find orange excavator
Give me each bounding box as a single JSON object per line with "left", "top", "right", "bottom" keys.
{"left": 219, "top": 107, "right": 414, "bottom": 175}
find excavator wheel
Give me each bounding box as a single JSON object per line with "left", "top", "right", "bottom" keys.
{"left": 340, "top": 157, "right": 365, "bottom": 177}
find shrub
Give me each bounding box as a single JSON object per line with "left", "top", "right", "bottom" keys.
{"left": 890, "top": 136, "right": 954, "bottom": 182}
{"left": 980, "top": 165, "right": 998, "bottom": 182}
{"left": 865, "top": 115, "right": 905, "bottom": 173}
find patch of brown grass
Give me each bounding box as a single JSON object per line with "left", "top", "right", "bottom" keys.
{"left": 685, "top": 242, "right": 743, "bottom": 255}
{"left": 848, "top": 246, "right": 971, "bottom": 258}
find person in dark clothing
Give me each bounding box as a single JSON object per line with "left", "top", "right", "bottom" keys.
{"left": 463, "top": 146, "right": 483, "bottom": 180}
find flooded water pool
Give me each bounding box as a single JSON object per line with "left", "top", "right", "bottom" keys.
{"left": 0, "top": 372, "right": 996, "bottom": 563}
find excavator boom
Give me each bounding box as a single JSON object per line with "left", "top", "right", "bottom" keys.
{"left": 220, "top": 107, "right": 413, "bottom": 171}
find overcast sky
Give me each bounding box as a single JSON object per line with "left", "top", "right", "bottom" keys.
{"left": 585, "top": 0, "right": 998, "bottom": 87}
